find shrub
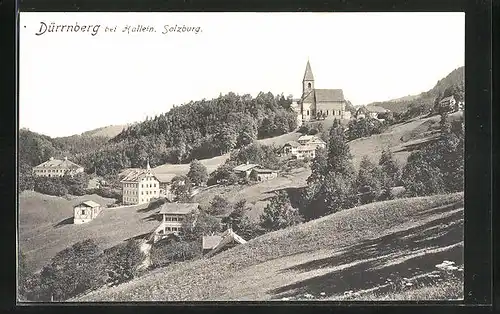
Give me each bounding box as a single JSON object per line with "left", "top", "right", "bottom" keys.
{"left": 150, "top": 240, "right": 201, "bottom": 268}
{"left": 260, "top": 191, "right": 303, "bottom": 231}
{"left": 187, "top": 159, "right": 208, "bottom": 187}
{"left": 100, "top": 240, "right": 144, "bottom": 287}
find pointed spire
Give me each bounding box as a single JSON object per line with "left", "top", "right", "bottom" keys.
{"left": 303, "top": 60, "right": 314, "bottom": 81}
{"left": 146, "top": 158, "right": 151, "bottom": 171}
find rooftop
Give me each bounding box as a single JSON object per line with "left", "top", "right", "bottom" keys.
{"left": 76, "top": 200, "right": 101, "bottom": 208}
{"left": 439, "top": 95, "right": 456, "bottom": 103}
{"left": 34, "top": 157, "right": 83, "bottom": 170}
{"left": 283, "top": 141, "right": 301, "bottom": 148}
{"left": 159, "top": 203, "right": 200, "bottom": 215}
{"left": 314, "top": 89, "right": 345, "bottom": 102}
{"left": 233, "top": 163, "right": 260, "bottom": 172}
{"left": 365, "top": 105, "right": 389, "bottom": 113}
{"left": 253, "top": 168, "right": 278, "bottom": 174}
{"left": 202, "top": 235, "right": 222, "bottom": 250}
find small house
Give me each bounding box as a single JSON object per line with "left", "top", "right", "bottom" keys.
{"left": 295, "top": 145, "right": 317, "bottom": 160}
{"left": 306, "top": 138, "right": 327, "bottom": 149}
{"left": 233, "top": 163, "right": 260, "bottom": 179}
{"left": 73, "top": 200, "right": 102, "bottom": 224}
{"left": 439, "top": 95, "right": 458, "bottom": 112}
{"left": 202, "top": 228, "right": 247, "bottom": 258}
{"left": 250, "top": 168, "right": 278, "bottom": 182}
{"left": 153, "top": 202, "right": 200, "bottom": 242}
{"left": 281, "top": 141, "right": 301, "bottom": 156}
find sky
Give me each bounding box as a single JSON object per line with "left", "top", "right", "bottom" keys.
{"left": 19, "top": 12, "right": 465, "bottom": 137}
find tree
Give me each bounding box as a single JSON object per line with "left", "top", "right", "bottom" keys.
{"left": 223, "top": 200, "right": 261, "bottom": 240}
{"left": 260, "top": 191, "right": 303, "bottom": 231}
{"left": 101, "top": 240, "right": 144, "bottom": 287}
{"left": 208, "top": 163, "right": 238, "bottom": 186}
{"left": 180, "top": 210, "right": 221, "bottom": 241}
{"left": 378, "top": 147, "right": 401, "bottom": 198}
{"left": 171, "top": 175, "right": 193, "bottom": 202}
{"left": 327, "top": 124, "right": 355, "bottom": 176}
{"left": 215, "top": 126, "right": 237, "bottom": 154}
{"left": 187, "top": 159, "right": 208, "bottom": 187}
{"left": 37, "top": 239, "right": 101, "bottom": 301}
{"left": 307, "top": 147, "right": 328, "bottom": 185}
{"left": 401, "top": 151, "right": 446, "bottom": 196}
{"left": 207, "top": 195, "right": 231, "bottom": 216}
{"left": 356, "top": 156, "right": 383, "bottom": 204}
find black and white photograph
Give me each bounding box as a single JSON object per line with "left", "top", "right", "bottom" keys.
{"left": 17, "top": 12, "right": 466, "bottom": 302}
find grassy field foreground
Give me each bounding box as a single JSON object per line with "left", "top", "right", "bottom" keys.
{"left": 75, "top": 192, "right": 464, "bottom": 301}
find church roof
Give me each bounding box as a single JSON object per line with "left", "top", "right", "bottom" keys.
{"left": 315, "top": 89, "right": 345, "bottom": 102}
{"left": 303, "top": 61, "right": 314, "bottom": 81}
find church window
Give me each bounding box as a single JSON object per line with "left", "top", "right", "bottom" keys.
{"left": 327, "top": 110, "right": 329, "bottom": 115}
{"left": 308, "top": 82, "right": 311, "bottom": 89}
{"left": 307, "top": 110, "right": 309, "bottom": 116}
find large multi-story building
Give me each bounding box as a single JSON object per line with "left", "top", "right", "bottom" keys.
{"left": 32, "top": 157, "right": 84, "bottom": 178}
{"left": 121, "top": 162, "right": 161, "bottom": 205}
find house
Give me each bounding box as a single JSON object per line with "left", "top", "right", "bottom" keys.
{"left": 250, "top": 168, "right": 278, "bottom": 181}
{"left": 153, "top": 202, "right": 200, "bottom": 242}
{"left": 202, "top": 228, "right": 247, "bottom": 257}
{"left": 73, "top": 200, "right": 102, "bottom": 224}
{"left": 120, "top": 161, "right": 160, "bottom": 205}
{"left": 306, "top": 138, "right": 327, "bottom": 149}
{"left": 355, "top": 105, "right": 389, "bottom": 120}
{"left": 439, "top": 95, "right": 458, "bottom": 112}
{"left": 295, "top": 145, "right": 317, "bottom": 160}
{"left": 32, "top": 157, "right": 84, "bottom": 178}
{"left": 281, "top": 141, "right": 301, "bottom": 156}
{"left": 233, "top": 163, "right": 260, "bottom": 179}
{"left": 299, "top": 60, "right": 351, "bottom": 123}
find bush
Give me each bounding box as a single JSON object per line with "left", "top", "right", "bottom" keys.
{"left": 100, "top": 240, "right": 144, "bottom": 287}
{"left": 150, "top": 240, "right": 201, "bottom": 268}
{"left": 260, "top": 191, "right": 303, "bottom": 231}
{"left": 187, "top": 159, "right": 208, "bottom": 187}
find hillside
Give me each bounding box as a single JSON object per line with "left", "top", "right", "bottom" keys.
{"left": 76, "top": 192, "right": 464, "bottom": 301}
{"left": 192, "top": 111, "right": 463, "bottom": 221}
{"left": 366, "top": 66, "right": 464, "bottom": 113}
{"left": 80, "top": 124, "right": 127, "bottom": 138}
{"left": 19, "top": 191, "right": 161, "bottom": 271}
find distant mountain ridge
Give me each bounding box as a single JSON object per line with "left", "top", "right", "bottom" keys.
{"left": 365, "top": 66, "right": 464, "bottom": 113}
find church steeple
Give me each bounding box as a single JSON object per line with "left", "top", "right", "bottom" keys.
{"left": 303, "top": 60, "right": 314, "bottom": 82}
{"left": 146, "top": 159, "right": 151, "bottom": 171}
{"left": 302, "top": 60, "right": 315, "bottom": 95}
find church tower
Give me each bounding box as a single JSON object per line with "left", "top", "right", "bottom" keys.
{"left": 302, "top": 60, "right": 315, "bottom": 96}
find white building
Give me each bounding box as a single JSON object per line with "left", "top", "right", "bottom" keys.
{"left": 284, "top": 135, "right": 327, "bottom": 160}
{"left": 32, "top": 157, "right": 84, "bottom": 178}
{"left": 121, "top": 162, "right": 160, "bottom": 205}
{"left": 73, "top": 200, "right": 102, "bottom": 224}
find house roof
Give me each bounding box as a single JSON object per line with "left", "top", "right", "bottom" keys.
{"left": 205, "top": 229, "right": 247, "bottom": 257}
{"left": 76, "top": 200, "right": 101, "bottom": 208}
{"left": 159, "top": 203, "right": 199, "bottom": 215}
{"left": 303, "top": 60, "right": 314, "bottom": 81}
{"left": 298, "top": 135, "right": 316, "bottom": 142}
{"left": 439, "top": 95, "right": 455, "bottom": 103}
{"left": 34, "top": 158, "right": 83, "bottom": 170}
{"left": 365, "top": 105, "right": 389, "bottom": 113}
{"left": 308, "top": 138, "right": 326, "bottom": 145}
{"left": 315, "top": 89, "right": 345, "bottom": 102}
{"left": 283, "top": 141, "right": 300, "bottom": 148}
{"left": 233, "top": 163, "right": 260, "bottom": 172}
{"left": 202, "top": 235, "right": 222, "bottom": 250}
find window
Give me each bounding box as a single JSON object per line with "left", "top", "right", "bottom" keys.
{"left": 141, "top": 191, "right": 143, "bottom": 195}
{"left": 308, "top": 82, "right": 311, "bottom": 89}
{"left": 326, "top": 110, "right": 329, "bottom": 115}
{"left": 81, "top": 209, "right": 85, "bottom": 215}
{"left": 307, "top": 110, "right": 309, "bottom": 116}
{"left": 141, "top": 184, "right": 144, "bottom": 188}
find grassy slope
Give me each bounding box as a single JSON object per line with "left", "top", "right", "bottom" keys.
{"left": 19, "top": 191, "right": 161, "bottom": 271}
{"left": 76, "top": 192, "right": 464, "bottom": 301}
{"left": 80, "top": 125, "right": 126, "bottom": 138}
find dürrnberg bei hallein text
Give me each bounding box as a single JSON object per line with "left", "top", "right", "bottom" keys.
{"left": 34, "top": 22, "right": 203, "bottom": 36}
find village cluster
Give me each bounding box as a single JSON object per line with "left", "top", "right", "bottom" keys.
{"left": 28, "top": 60, "right": 465, "bottom": 257}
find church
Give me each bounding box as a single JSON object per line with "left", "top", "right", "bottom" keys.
{"left": 299, "top": 61, "right": 351, "bottom": 123}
